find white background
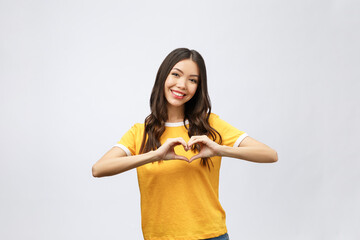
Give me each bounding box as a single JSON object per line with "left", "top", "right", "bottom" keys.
{"left": 1, "top": 0, "right": 359, "bottom": 239}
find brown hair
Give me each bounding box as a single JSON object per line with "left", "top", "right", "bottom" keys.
{"left": 139, "top": 48, "right": 222, "bottom": 169}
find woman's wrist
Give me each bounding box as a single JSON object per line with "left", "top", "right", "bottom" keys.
{"left": 147, "top": 150, "right": 161, "bottom": 163}
{"left": 217, "top": 145, "right": 234, "bottom": 157}
{"left": 216, "top": 145, "right": 227, "bottom": 157}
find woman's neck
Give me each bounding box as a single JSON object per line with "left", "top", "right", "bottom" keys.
{"left": 166, "top": 104, "right": 185, "bottom": 123}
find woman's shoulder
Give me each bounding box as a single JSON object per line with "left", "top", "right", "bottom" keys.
{"left": 126, "top": 122, "right": 144, "bottom": 133}
{"left": 208, "top": 112, "right": 220, "bottom": 123}
{"left": 208, "top": 112, "right": 233, "bottom": 128}
{"left": 209, "top": 112, "right": 220, "bottom": 119}
{"left": 133, "top": 122, "right": 144, "bottom": 127}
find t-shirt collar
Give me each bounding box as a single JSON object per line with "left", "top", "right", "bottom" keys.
{"left": 164, "top": 119, "right": 189, "bottom": 127}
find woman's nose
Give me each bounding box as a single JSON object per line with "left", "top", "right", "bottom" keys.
{"left": 176, "top": 77, "right": 187, "bottom": 89}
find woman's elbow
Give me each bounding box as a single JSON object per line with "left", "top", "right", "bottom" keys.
{"left": 270, "top": 150, "right": 278, "bottom": 163}
{"left": 92, "top": 164, "right": 103, "bottom": 178}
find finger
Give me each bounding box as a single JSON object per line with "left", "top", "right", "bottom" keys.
{"left": 188, "top": 138, "right": 207, "bottom": 148}
{"left": 188, "top": 135, "right": 201, "bottom": 143}
{"left": 168, "top": 138, "right": 186, "bottom": 148}
{"left": 168, "top": 137, "right": 188, "bottom": 151}
{"left": 177, "top": 137, "right": 189, "bottom": 151}
{"left": 163, "top": 138, "right": 177, "bottom": 147}
{"left": 187, "top": 136, "right": 200, "bottom": 148}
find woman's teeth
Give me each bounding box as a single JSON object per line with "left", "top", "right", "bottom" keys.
{"left": 172, "top": 91, "right": 185, "bottom": 97}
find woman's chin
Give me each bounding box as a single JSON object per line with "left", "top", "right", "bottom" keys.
{"left": 167, "top": 100, "right": 187, "bottom": 108}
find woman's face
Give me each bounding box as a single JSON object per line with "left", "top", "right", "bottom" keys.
{"left": 164, "top": 59, "right": 199, "bottom": 108}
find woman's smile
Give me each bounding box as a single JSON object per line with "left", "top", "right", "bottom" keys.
{"left": 170, "top": 89, "right": 186, "bottom": 99}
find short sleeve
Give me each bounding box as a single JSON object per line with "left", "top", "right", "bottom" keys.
{"left": 209, "top": 113, "right": 248, "bottom": 147}
{"left": 113, "top": 124, "right": 140, "bottom": 156}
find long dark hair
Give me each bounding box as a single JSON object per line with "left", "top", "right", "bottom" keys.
{"left": 139, "top": 48, "right": 222, "bottom": 169}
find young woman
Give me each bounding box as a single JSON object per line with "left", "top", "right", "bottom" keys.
{"left": 92, "top": 48, "right": 278, "bottom": 240}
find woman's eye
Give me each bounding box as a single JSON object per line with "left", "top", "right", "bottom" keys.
{"left": 172, "top": 73, "right": 180, "bottom": 77}
{"left": 190, "top": 79, "right": 198, "bottom": 84}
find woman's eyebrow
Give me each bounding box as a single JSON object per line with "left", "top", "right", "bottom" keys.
{"left": 173, "top": 68, "right": 199, "bottom": 77}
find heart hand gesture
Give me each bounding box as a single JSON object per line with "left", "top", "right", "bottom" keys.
{"left": 154, "top": 136, "right": 222, "bottom": 163}
{"left": 155, "top": 137, "right": 190, "bottom": 162}
{"left": 187, "top": 135, "right": 221, "bottom": 163}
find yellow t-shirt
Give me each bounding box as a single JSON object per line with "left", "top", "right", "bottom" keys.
{"left": 115, "top": 113, "right": 248, "bottom": 240}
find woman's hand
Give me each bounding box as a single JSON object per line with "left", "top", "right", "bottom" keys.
{"left": 187, "top": 135, "right": 222, "bottom": 163}
{"left": 155, "top": 137, "right": 190, "bottom": 162}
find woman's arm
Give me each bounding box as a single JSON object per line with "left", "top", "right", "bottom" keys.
{"left": 219, "top": 136, "right": 278, "bottom": 163}
{"left": 92, "top": 138, "right": 189, "bottom": 177}
{"left": 187, "top": 135, "right": 278, "bottom": 163}
{"left": 92, "top": 147, "right": 158, "bottom": 177}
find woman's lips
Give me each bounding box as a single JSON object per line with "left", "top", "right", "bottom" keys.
{"left": 170, "top": 90, "right": 186, "bottom": 99}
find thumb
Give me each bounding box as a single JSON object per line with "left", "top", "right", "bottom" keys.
{"left": 189, "top": 154, "right": 202, "bottom": 163}
{"left": 174, "top": 154, "right": 189, "bottom": 162}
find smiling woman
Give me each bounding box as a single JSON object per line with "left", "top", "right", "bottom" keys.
{"left": 164, "top": 59, "right": 199, "bottom": 117}
{"left": 92, "top": 48, "right": 278, "bottom": 240}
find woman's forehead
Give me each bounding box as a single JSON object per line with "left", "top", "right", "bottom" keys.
{"left": 172, "top": 59, "right": 199, "bottom": 75}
